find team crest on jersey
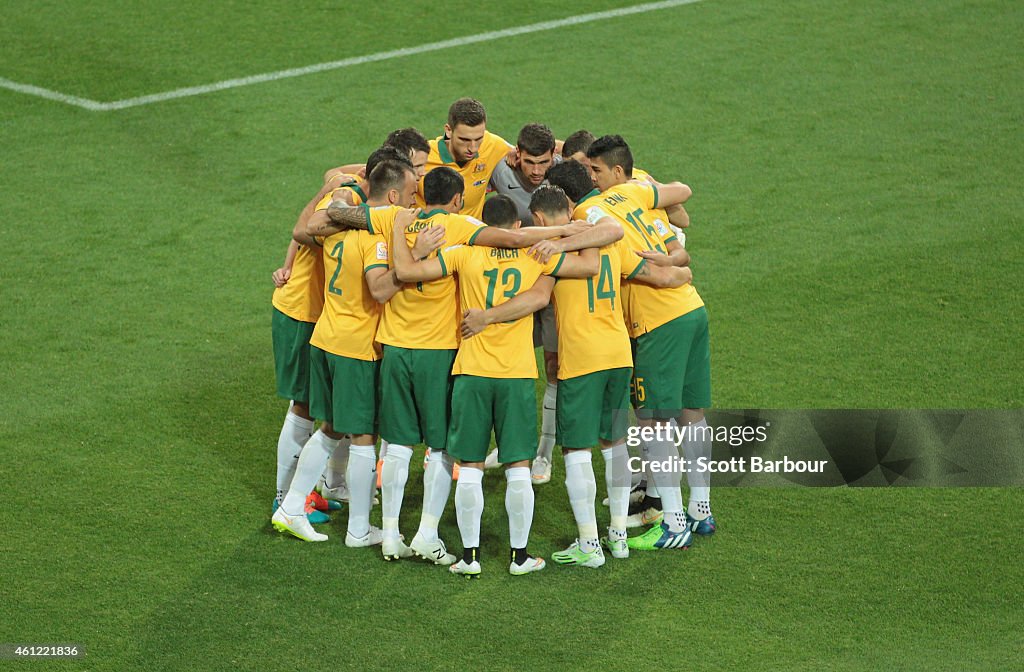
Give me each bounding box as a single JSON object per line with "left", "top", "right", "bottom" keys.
{"left": 586, "top": 206, "right": 609, "bottom": 224}
{"left": 473, "top": 162, "right": 487, "bottom": 173}
{"left": 376, "top": 242, "right": 388, "bottom": 260}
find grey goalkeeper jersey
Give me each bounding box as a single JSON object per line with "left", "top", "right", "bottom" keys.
{"left": 488, "top": 155, "right": 563, "bottom": 225}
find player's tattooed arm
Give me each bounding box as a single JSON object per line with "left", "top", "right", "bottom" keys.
{"left": 391, "top": 209, "right": 446, "bottom": 283}
{"left": 630, "top": 258, "right": 693, "bottom": 288}
{"left": 304, "top": 201, "right": 368, "bottom": 238}
{"left": 461, "top": 276, "right": 555, "bottom": 338}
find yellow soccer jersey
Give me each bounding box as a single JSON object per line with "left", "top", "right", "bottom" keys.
{"left": 271, "top": 246, "right": 324, "bottom": 323}
{"left": 439, "top": 245, "right": 564, "bottom": 378}
{"left": 308, "top": 228, "right": 389, "bottom": 362}
{"left": 418, "top": 131, "right": 512, "bottom": 219}
{"left": 573, "top": 183, "right": 703, "bottom": 337}
{"left": 631, "top": 167, "right": 673, "bottom": 236}
{"left": 552, "top": 238, "right": 644, "bottom": 380}
{"left": 368, "top": 207, "right": 487, "bottom": 350}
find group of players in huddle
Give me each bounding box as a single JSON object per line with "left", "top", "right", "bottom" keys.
{"left": 269, "top": 97, "right": 715, "bottom": 577}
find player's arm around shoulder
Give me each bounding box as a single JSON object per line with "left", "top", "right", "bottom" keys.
{"left": 462, "top": 275, "right": 555, "bottom": 339}
{"left": 630, "top": 256, "right": 692, "bottom": 288}
{"left": 391, "top": 209, "right": 447, "bottom": 283}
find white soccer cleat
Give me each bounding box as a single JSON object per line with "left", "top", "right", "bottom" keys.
{"left": 318, "top": 480, "right": 350, "bottom": 504}
{"left": 410, "top": 533, "right": 457, "bottom": 565}
{"left": 345, "top": 526, "right": 384, "bottom": 548}
{"left": 382, "top": 537, "right": 413, "bottom": 561}
{"left": 531, "top": 456, "right": 552, "bottom": 485}
{"left": 509, "top": 555, "right": 546, "bottom": 576}
{"left": 483, "top": 448, "right": 501, "bottom": 470}
{"left": 602, "top": 488, "right": 646, "bottom": 507}
{"left": 272, "top": 508, "right": 328, "bottom": 542}
{"left": 449, "top": 559, "right": 481, "bottom": 578}
{"left": 602, "top": 533, "right": 630, "bottom": 559}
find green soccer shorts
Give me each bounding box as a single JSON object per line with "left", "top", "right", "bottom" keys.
{"left": 309, "top": 346, "right": 380, "bottom": 435}
{"left": 447, "top": 375, "right": 537, "bottom": 464}
{"left": 272, "top": 307, "right": 316, "bottom": 404}
{"left": 557, "top": 367, "right": 632, "bottom": 448}
{"left": 631, "top": 306, "right": 712, "bottom": 420}
{"left": 378, "top": 345, "right": 456, "bottom": 448}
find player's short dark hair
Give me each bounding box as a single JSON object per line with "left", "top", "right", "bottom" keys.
{"left": 368, "top": 160, "right": 415, "bottom": 199}
{"left": 529, "top": 185, "right": 571, "bottom": 217}
{"left": 544, "top": 161, "right": 594, "bottom": 203}
{"left": 517, "top": 123, "right": 555, "bottom": 157}
{"left": 384, "top": 127, "right": 430, "bottom": 157}
{"left": 423, "top": 166, "right": 465, "bottom": 205}
{"left": 482, "top": 195, "right": 519, "bottom": 228}
{"left": 365, "top": 145, "right": 412, "bottom": 181}
{"left": 587, "top": 134, "right": 633, "bottom": 177}
{"left": 447, "top": 97, "right": 487, "bottom": 128}
{"left": 562, "top": 129, "right": 596, "bottom": 159}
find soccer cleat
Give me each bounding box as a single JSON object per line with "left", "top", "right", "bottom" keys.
{"left": 603, "top": 488, "right": 647, "bottom": 507}
{"left": 273, "top": 498, "right": 330, "bottom": 524}
{"left": 345, "top": 526, "right": 384, "bottom": 548}
{"left": 509, "top": 555, "right": 546, "bottom": 575}
{"left": 449, "top": 559, "right": 481, "bottom": 578}
{"left": 626, "top": 507, "right": 663, "bottom": 529}
{"left": 410, "top": 534, "right": 457, "bottom": 565}
{"left": 686, "top": 512, "right": 717, "bottom": 536}
{"left": 315, "top": 479, "right": 347, "bottom": 508}
{"left": 308, "top": 489, "right": 341, "bottom": 512}
{"left": 272, "top": 507, "right": 328, "bottom": 542}
{"left": 381, "top": 537, "right": 413, "bottom": 561}
{"left": 531, "top": 456, "right": 552, "bottom": 485}
{"left": 484, "top": 448, "right": 501, "bottom": 470}
{"left": 551, "top": 540, "right": 606, "bottom": 568}
{"left": 601, "top": 534, "right": 630, "bottom": 559}
{"left": 626, "top": 521, "right": 692, "bottom": 551}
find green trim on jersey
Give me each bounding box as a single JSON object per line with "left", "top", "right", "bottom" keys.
{"left": 364, "top": 263, "right": 388, "bottom": 273}
{"left": 467, "top": 226, "right": 486, "bottom": 246}
{"left": 360, "top": 203, "right": 373, "bottom": 233}
{"left": 550, "top": 252, "right": 566, "bottom": 276}
{"left": 418, "top": 208, "right": 448, "bottom": 219}
{"left": 651, "top": 184, "right": 659, "bottom": 209}
{"left": 437, "top": 252, "right": 449, "bottom": 277}
{"left": 437, "top": 134, "right": 455, "bottom": 164}
{"left": 577, "top": 189, "right": 601, "bottom": 206}
{"left": 626, "top": 258, "right": 647, "bottom": 280}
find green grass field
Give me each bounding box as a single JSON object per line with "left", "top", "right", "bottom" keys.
{"left": 2, "top": 1, "right": 1022, "bottom": 670}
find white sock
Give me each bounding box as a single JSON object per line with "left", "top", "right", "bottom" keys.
{"left": 418, "top": 448, "right": 454, "bottom": 541}
{"left": 381, "top": 444, "right": 413, "bottom": 540}
{"left": 601, "top": 442, "right": 630, "bottom": 533}
{"left": 564, "top": 450, "right": 599, "bottom": 550}
{"left": 325, "top": 434, "right": 351, "bottom": 490}
{"left": 281, "top": 430, "right": 340, "bottom": 514}
{"left": 647, "top": 427, "right": 684, "bottom": 531}
{"left": 537, "top": 382, "right": 557, "bottom": 460}
{"left": 345, "top": 445, "right": 376, "bottom": 538}
{"left": 505, "top": 467, "right": 534, "bottom": 549}
{"left": 378, "top": 440, "right": 389, "bottom": 461}
{"left": 455, "top": 466, "right": 484, "bottom": 549}
{"left": 684, "top": 418, "right": 712, "bottom": 518}
{"left": 276, "top": 409, "right": 313, "bottom": 505}
{"left": 642, "top": 439, "right": 660, "bottom": 499}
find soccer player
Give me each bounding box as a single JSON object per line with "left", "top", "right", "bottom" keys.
{"left": 418, "top": 98, "right": 512, "bottom": 219}
{"left": 308, "top": 167, "right": 597, "bottom": 563}
{"left": 464, "top": 183, "right": 692, "bottom": 565}
{"left": 584, "top": 136, "right": 715, "bottom": 540}
{"left": 487, "top": 123, "right": 561, "bottom": 482}
{"left": 324, "top": 127, "right": 432, "bottom": 184}
{"left": 389, "top": 195, "right": 607, "bottom": 577}
{"left": 547, "top": 148, "right": 706, "bottom": 551}
{"left": 272, "top": 160, "right": 439, "bottom": 543}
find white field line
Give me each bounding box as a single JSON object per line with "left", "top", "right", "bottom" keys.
{"left": 0, "top": 0, "right": 701, "bottom": 112}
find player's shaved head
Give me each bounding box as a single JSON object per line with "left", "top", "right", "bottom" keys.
{"left": 529, "top": 185, "right": 571, "bottom": 217}
{"left": 562, "top": 130, "right": 596, "bottom": 161}
{"left": 517, "top": 123, "right": 555, "bottom": 157}
{"left": 587, "top": 134, "right": 633, "bottom": 177}
{"left": 447, "top": 97, "right": 487, "bottom": 128}
{"left": 385, "top": 128, "right": 430, "bottom": 157}
{"left": 544, "top": 161, "right": 594, "bottom": 203}
{"left": 365, "top": 145, "right": 412, "bottom": 181}
{"left": 368, "top": 160, "right": 415, "bottom": 200}
{"left": 423, "top": 166, "right": 465, "bottom": 206}
{"left": 482, "top": 195, "right": 519, "bottom": 229}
